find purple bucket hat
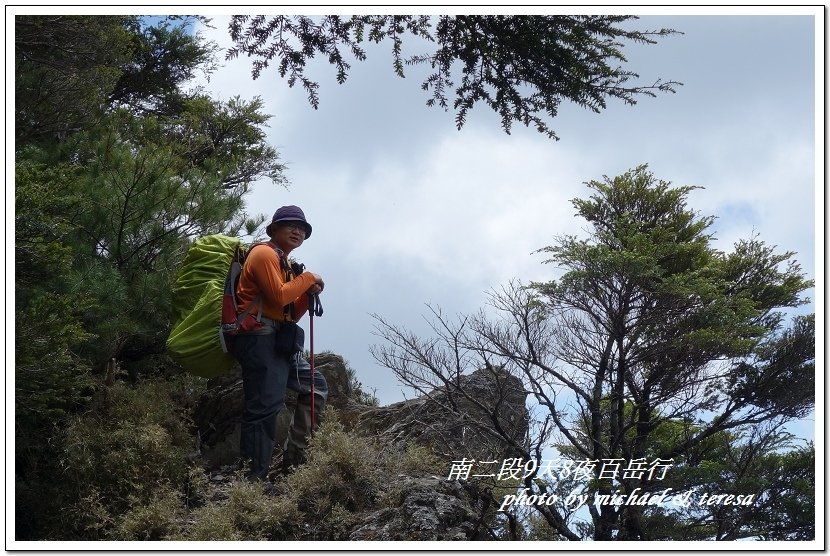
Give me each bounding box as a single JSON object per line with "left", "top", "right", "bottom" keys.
{"left": 266, "top": 205, "right": 312, "bottom": 238}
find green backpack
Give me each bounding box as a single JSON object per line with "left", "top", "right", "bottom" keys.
{"left": 166, "top": 234, "right": 249, "bottom": 379}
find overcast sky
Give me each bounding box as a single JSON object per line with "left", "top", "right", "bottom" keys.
{"left": 190, "top": 9, "right": 820, "bottom": 429}
{"left": 190, "top": 8, "right": 821, "bottom": 430}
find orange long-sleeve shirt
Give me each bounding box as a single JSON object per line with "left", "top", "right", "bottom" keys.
{"left": 236, "top": 243, "right": 316, "bottom": 322}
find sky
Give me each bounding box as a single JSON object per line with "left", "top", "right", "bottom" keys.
{"left": 189, "top": 8, "right": 821, "bottom": 425}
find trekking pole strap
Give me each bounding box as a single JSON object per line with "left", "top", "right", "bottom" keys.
{"left": 308, "top": 292, "right": 323, "bottom": 317}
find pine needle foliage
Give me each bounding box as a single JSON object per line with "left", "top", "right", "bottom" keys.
{"left": 227, "top": 15, "right": 681, "bottom": 140}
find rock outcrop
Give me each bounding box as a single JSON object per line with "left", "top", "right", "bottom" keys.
{"left": 193, "top": 352, "right": 354, "bottom": 468}
{"left": 192, "top": 357, "right": 528, "bottom": 541}
{"left": 195, "top": 360, "right": 528, "bottom": 468}
{"left": 349, "top": 475, "right": 492, "bottom": 541}
{"left": 354, "top": 366, "right": 529, "bottom": 461}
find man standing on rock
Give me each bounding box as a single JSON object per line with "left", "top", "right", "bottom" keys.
{"left": 232, "top": 205, "right": 328, "bottom": 481}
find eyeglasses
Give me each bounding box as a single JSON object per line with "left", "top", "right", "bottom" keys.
{"left": 279, "top": 222, "right": 307, "bottom": 236}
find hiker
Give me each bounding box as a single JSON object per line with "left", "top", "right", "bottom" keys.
{"left": 232, "top": 205, "right": 328, "bottom": 481}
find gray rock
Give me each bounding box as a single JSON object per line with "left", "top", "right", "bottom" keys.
{"left": 349, "top": 475, "right": 489, "bottom": 541}
{"left": 354, "top": 366, "right": 529, "bottom": 461}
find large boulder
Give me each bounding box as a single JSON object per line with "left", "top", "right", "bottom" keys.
{"left": 349, "top": 475, "right": 491, "bottom": 541}
{"left": 354, "top": 366, "right": 529, "bottom": 461}
{"left": 193, "top": 352, "right": 353, "bottom": 468}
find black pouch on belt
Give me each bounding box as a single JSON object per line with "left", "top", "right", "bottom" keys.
{"left": 274, "top": 321, "right": 305, "bottom": 353}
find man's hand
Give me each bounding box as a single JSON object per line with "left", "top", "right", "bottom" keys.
{"left": 309, "top": 273, "right": 324, "bottom": 294}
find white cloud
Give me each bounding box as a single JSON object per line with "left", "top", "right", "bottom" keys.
{"left": 191, "top": 14, "right": 819, "bottom": 407}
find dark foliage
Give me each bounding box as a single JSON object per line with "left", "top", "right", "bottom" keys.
{"left": 226, "top": 15, "right": 681, "bottom": 139}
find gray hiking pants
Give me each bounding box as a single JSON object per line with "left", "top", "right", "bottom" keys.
{"left": 233, "top": 329, "right": 328, "bottom": 480}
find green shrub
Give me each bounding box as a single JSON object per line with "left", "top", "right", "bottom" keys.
{"left": 113, "top": 485, "right": 182, "bottom": 540}
{"left": 53, "top": 377, "right": 198, "bottom": 538}
{"left": 312, "top": 502, "right": 359, "bottom": 541}
{"left": 273, "top": 415, "right": 445, "bottom": 540}
{"left": 177, "top": 505, "right": 242, "bottom": 541}
{"left": 385, "top": 441, "right": 444, "bottom": 475}
{"left": 178, "top": 481, "right": 296, "bottom": 541}
{"left": 23, "top": 367, "right": 470, "bottom": 542}
{"left": 287, "top": 415, "right": 385, "bottom": 516}
{"left": 62, "top": 487, "right": 114, "bottom": 540}
{"left": 226, "top": 481, "right": 297, "bottom": 539}
{"left": 183, "top": 465, "right": 211, "bottom": 508}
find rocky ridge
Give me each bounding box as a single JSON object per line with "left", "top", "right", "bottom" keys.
{"left": 192, "top": 354, "right": 529, "bottom": 540}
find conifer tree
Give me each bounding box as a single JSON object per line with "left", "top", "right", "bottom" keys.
{"left": 226, "top": 15, "right": 681, "bottom": 140}
{"left": 373, "top": 165, "right": 814, "bottom": 540}
{"left": 14, "top": 16, "right": 287, "bottom": 538}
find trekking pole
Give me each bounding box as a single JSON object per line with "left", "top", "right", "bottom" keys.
{"left": 307, "top": 292, "right": 323, "bottom": 428}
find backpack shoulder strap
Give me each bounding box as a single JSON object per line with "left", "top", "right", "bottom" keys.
{"left": 240, "top": 241, "right": 296, "bottom": 321}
